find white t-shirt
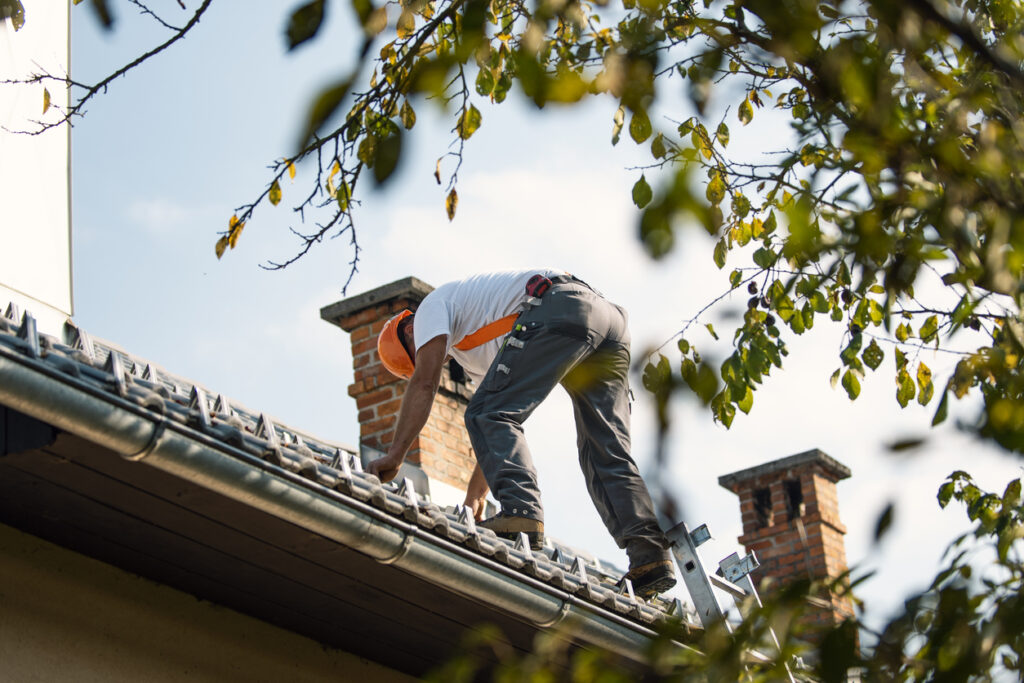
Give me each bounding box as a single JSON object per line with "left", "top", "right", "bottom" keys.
{"left": 414, "top": 269, "right": 563, "bottom": 382}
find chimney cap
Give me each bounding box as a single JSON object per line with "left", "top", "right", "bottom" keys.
{"left": 320, "top": 276, "right": 434, "bottom": 328}
{"left": 718, "top": 448, "right": 851, "bottom": 493}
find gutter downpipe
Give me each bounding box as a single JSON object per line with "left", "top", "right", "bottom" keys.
{"left": 0, "top": 350, "right": 674, "bottom": 663}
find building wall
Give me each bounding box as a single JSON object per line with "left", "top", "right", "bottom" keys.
{"left": 0, "top": 5, "right": 73, "bottom": 334}
{"left": 0, "top": 523, "right": 413, "bottom": 683}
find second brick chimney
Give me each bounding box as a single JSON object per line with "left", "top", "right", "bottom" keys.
{"left": 719, "top": 449, "right": 855, "bottom": 634}
{"left": 321, "top": 277, "right": 477, "bottom": 506}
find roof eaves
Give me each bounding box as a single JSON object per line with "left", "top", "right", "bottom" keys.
{"left": 0, "top": 308, "right": 696, "bottom": 660}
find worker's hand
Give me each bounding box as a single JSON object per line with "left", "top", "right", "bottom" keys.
{"left": 366, "top": 452, "right": 403, "bottom": 483}
{"left": 464, "top": 492, "right": 487, "bottom": 522}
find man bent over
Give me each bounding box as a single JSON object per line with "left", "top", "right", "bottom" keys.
{"left": 367, "top": 269, "right": 676, "bottom": 599}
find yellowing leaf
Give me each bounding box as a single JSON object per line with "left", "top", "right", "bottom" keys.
{"left": 738, "top": 98, "right": 753, "bottom": 125}
{"left": 400, "top": 99, "right": 417, "bottom": 129}
{"left": 337, "top": 182, "right": 351, "bottom": 212}
{"left": 269, "top": 180, "right": 282, "bottom": 206}
{"left": 456, "top": 105, "right": 482, "bottom": 140}
{"left": 287, "top": 160, "right": 296, "bottom": 180}
{"left": 227, "top": 215, "right": 245, "bottom": 248}
{"left": 434, "top": 158, "right": 442, "bottom": 185}
{"left": 215, "top": 236, "right": 229, "bottom": 260}
{"left": 445, "top": 188, "right": 458, "bottom": 221}
{"left": 611, "top": 106, "right": 625, "bottom": 145}
{"left": 42, "top": 88, "right": 51, "bottom": 114}
{"left": 396, "top": 8, "right": 415, "bottom": 38}
{"left": 841, "top": 369, "right": 861, "bottom": 400}
{"left": 716, "top": 122, "right": 729, "bottom": 147}
{"left": 706, "top": 173, "right": 726, "bottom": 205}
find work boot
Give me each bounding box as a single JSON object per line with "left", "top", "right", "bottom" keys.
{"left": 479, "top": 512, "right": 544, "bottom": 550}
{"left": 626, "top": 559, "right": 677, "bottom": 599}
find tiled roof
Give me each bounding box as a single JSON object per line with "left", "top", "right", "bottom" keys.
{"left": 0, "top": 303, "right": 694, "bottom": 631}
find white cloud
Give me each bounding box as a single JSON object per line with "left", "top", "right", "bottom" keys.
{"left": 125, "top": 198, "right": 193, "bottom": 234}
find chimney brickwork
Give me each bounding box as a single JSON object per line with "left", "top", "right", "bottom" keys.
{"left": 719, "top": 449, "right": 855, "bottom": 632}
{"left": 321, "top": 277, "right": 477, "bottom": 492}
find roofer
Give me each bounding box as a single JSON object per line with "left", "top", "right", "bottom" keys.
{"left": 366, "top": 269, "right": 676, "bottom": 599}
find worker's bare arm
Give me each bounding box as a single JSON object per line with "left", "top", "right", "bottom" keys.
{"left": 366, "top": 334, "right": 447, "bottom": 482}
{"left": 463, "top": 463, "right": 489, "bottom": 521}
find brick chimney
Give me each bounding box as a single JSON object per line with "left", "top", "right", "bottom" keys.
{"left": 718, "top": 449, "right": 854, "bottom": 633}
{"left": 320, "top": 277, "right": 477, "bottom": 505}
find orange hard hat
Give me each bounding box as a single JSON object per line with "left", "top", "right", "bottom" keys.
{"left": 377, "top": 309, "right": 415, "bottom": 379}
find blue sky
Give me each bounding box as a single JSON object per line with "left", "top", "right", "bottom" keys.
{"left": 67, "top": 2, "right": 1023, "bottom": 632}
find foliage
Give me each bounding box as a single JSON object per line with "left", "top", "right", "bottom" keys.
{"left": 11, "top": 0, "right": 1014, "bottom": 450}
{"left": 428, "top": 473, "right": 1024, "bottom": 681}
{"left": 8, "top": 1, "right": 1024, "bottom": 678}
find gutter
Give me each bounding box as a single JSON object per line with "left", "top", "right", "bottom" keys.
{"left": 0, "top": 344, "right": 686, "bottom": 663}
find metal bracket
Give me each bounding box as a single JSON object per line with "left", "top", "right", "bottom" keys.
{"left": 665, "top": 521, "right": 726, "bottom": 628}
{"left": 719, "top": 551, "right": 760, "bottom": 583}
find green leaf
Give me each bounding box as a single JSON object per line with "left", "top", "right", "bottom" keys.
{"left": 336, "top": 181, "right": 351, "bottom": 212}
{"left": 932, "top": 389, "right": 949, "bottom": 426}
{"left": 732, "top": 192, "right": 750, "bottom": 218}
{"left": 873, "top": 502, "right": 894, "bottom": 541}
{"left": 705, "top": 323, "right": 719, "bottom": 340}
{"left": 938, "top": 481, "right": 955, "bottom": 508}
{"left": 753, "top": 247, "right": 776, "bottom": 269}
{"left": 820, "top": 3, "right": 840, "bottom": 19}
{"left": 729, "top": 269, "right": 743, "bottom": 288}
{"left": 357, "top": 135, "right": 377, "bottom": 165}
{"left": 632, "top": 175, "right": 653, "bottom": 209}
{"left": 896, "top": 370, "right": 915, "bottom": 407}
{"left": 862, "top": 339, "right": 884, "bottom": 370}
{"left": 895, "top": 322, "right": 911, "bottom": 342}
{"left": 677, "top": 338, "right": 690, "bottom": 354}
{"left": 736, "top": 384, "right": 754, "bottom": 414}
{"left": 738, "top": 97, "right": 753, "bottom": 125}
{"left": 299, "top": 77, "right": 352, "bottom": 147}
{"left": 371, "top": 129, "right": 403, "bottom": 184}
{"left": 457, "top": 104, "right": 482, "bottom": 139}
{"left": 715, "top": 395, "right": 736, "bottom": 427}
{"left": 830, "top": 368, "right": 840, "bottom": 388}
{"left": 681, "top": 360, "right": 719, "bottom": 404}
{"left": 919, "top": 315, "right": 939, "bottom": 343}
{"left": 629, "top": 109, "right": 652, "bottom": 143}
{"left": 1003, "top": 479, "right": 1021, "bottom": 507}
{"left": 841, "top": 369, "right": 860, "bottom": 399}
{"left": 2, "top": 0, "right": 24, "bottom": 31}
{"left": 651, "top": 133, "right": 666, "bottom": 159}
{"left": 286, "top": 0, "right": 326, "bottom": 51}
{"left": 713, "top": 238, "right": 728, "bottom": 269}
